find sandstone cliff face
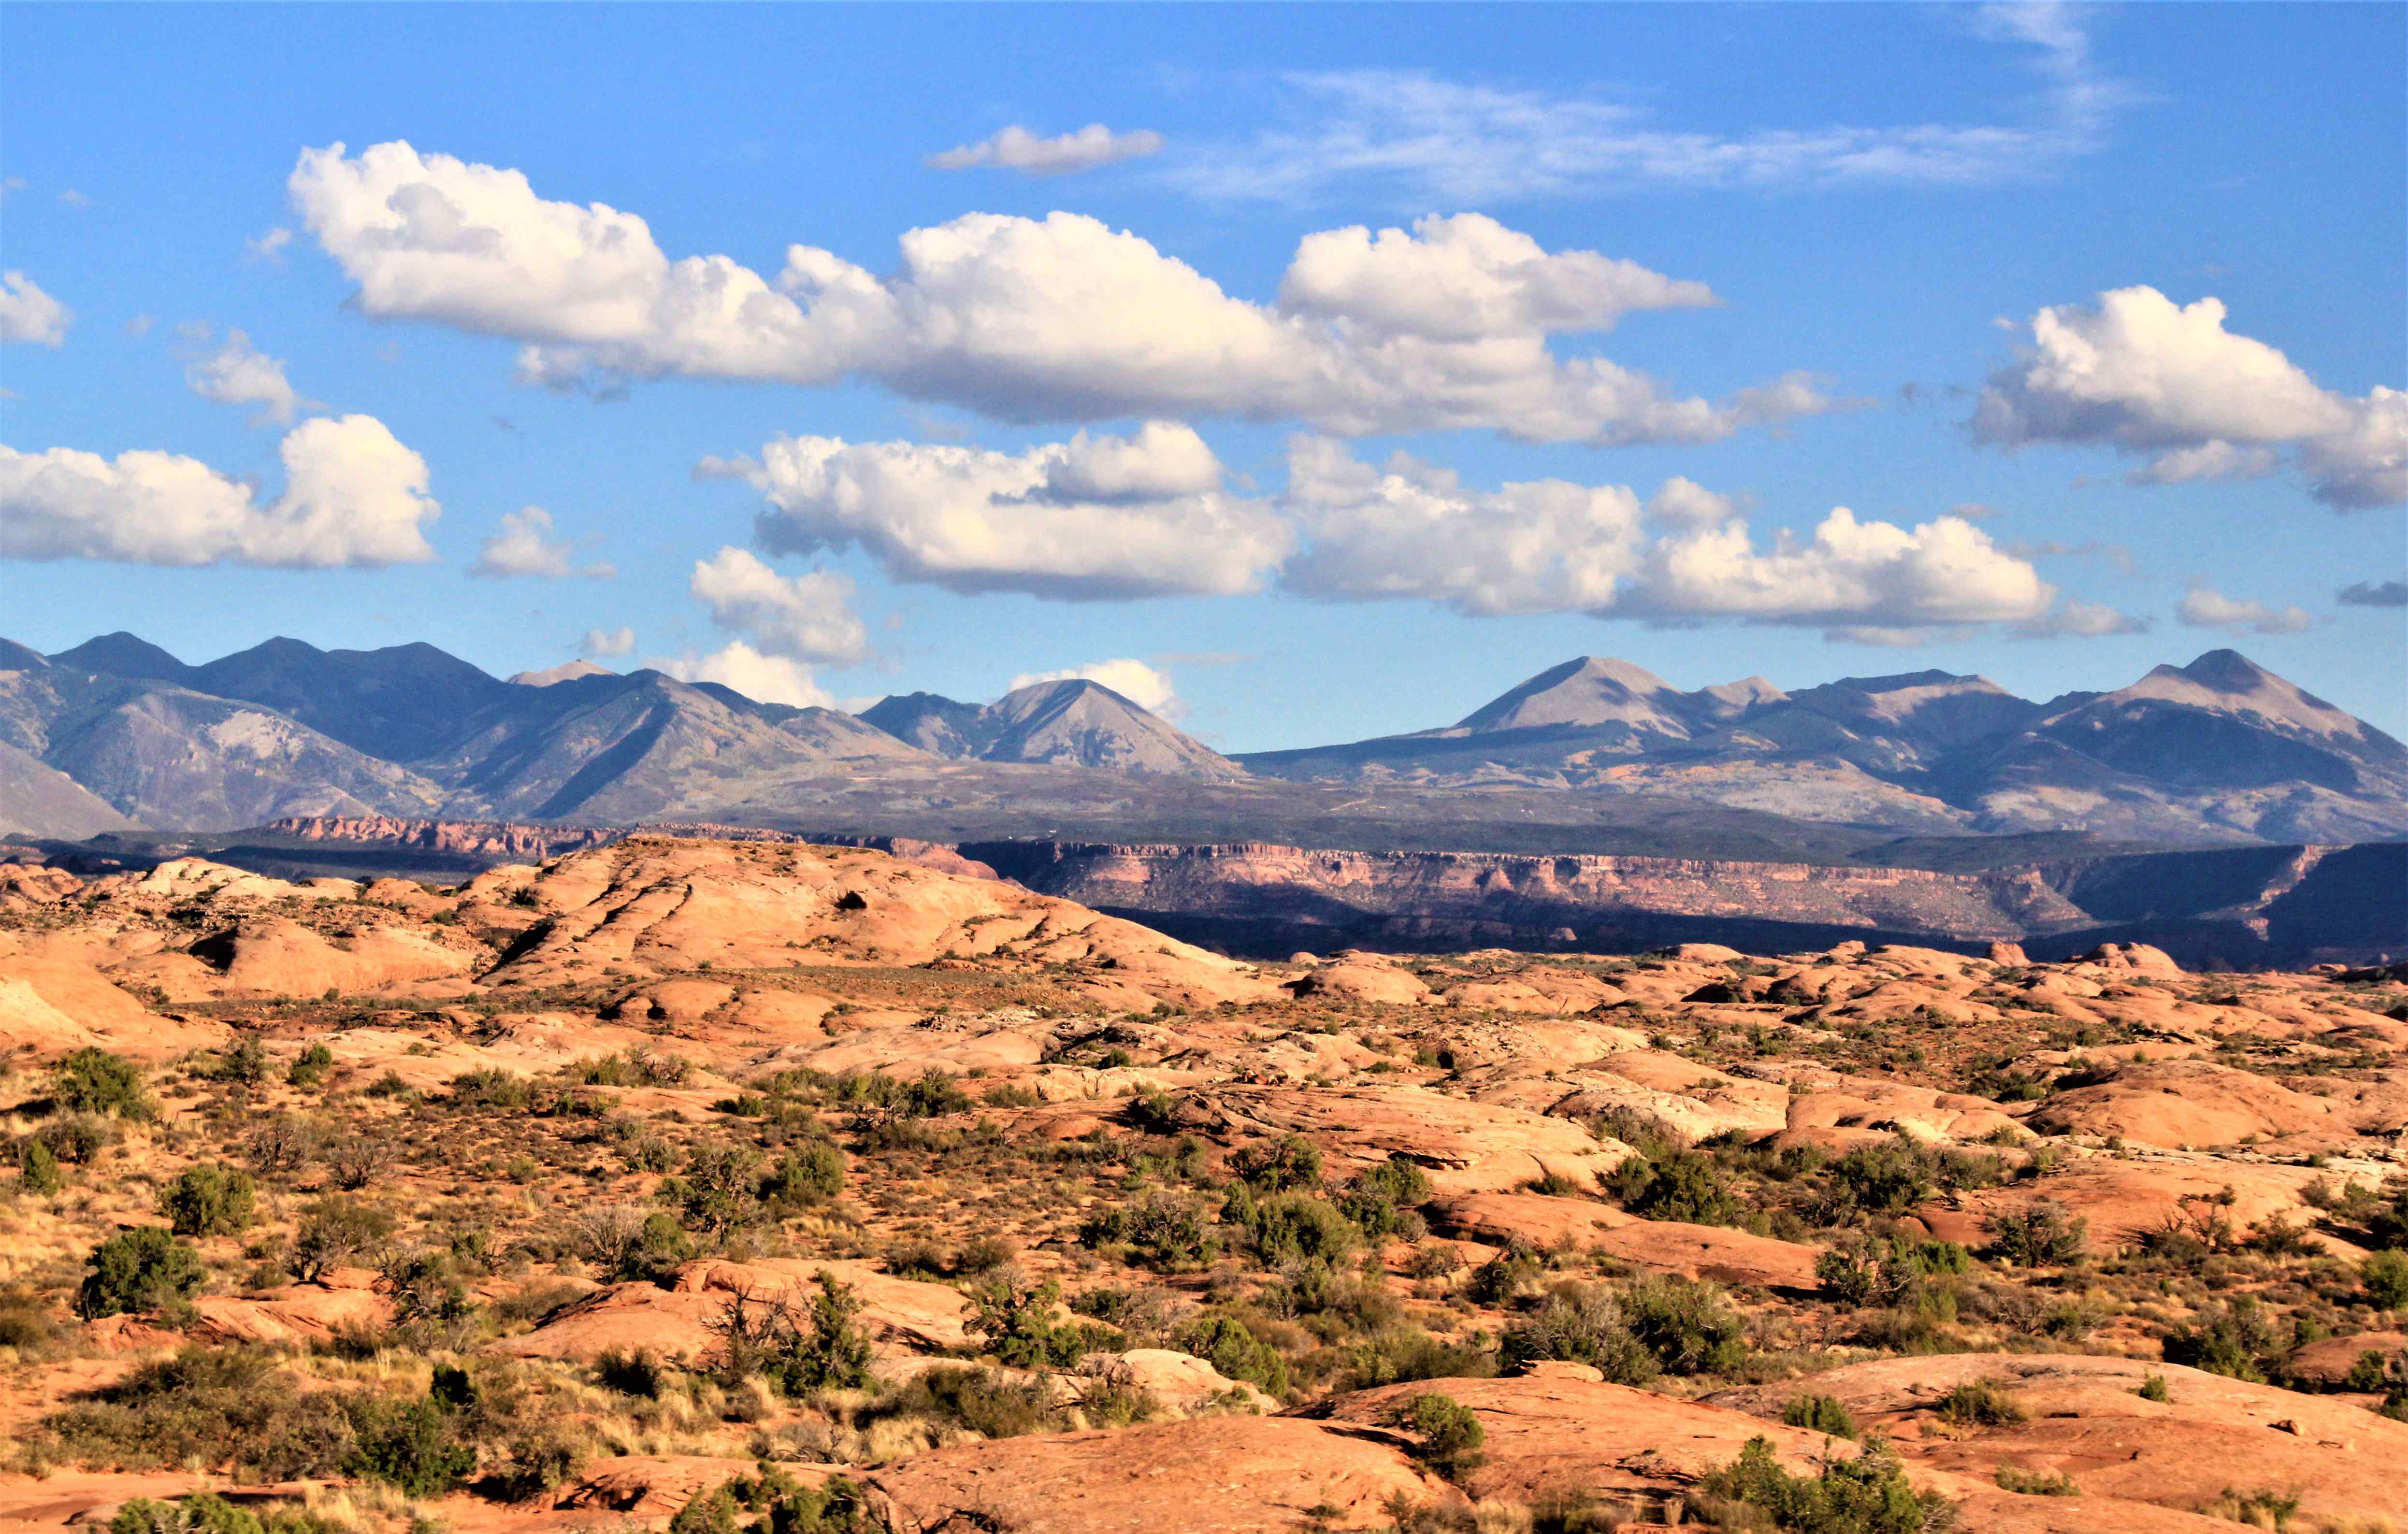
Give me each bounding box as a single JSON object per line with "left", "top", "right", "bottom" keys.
{"left": 980, "top": 840, "right": 2092, "bottom": 948}
{"left": 260, "top": 815, "right": 621, "bottom": 859}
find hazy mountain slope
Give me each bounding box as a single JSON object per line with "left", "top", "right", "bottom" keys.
{"left": 0, "top": 738, "right": 137, "bottom": 838}
{"left": 1459, "top": 656, "right": 1706, "bottom": 734}
{"left": 414, "top": 669, "right": 929, "bottom": 821}
{"left": 1772, "top": 672, "right": 2044, "bottom": 758}
{"left": 507, "top": 660, "right": 614, "bottom": 687}
{"left": 179, "top": 636, "right": 517, "bottom": 761}
{"left": 862, "top": 692, "right": 986, "bottom": 756}
{"left": 1964, "top": 652, "right": 2408, "bottom": 842}
{"left": 862, "top": 681, "right": 1240, "bottom": 778}
{"left": 0, "top": 661, "right": 450, "bottom": 830}
{"left": 978, "top": 680, "right": 1241, "bottom": 777}
{"left": 45, "top": 631, "right": 200, "bottom": 685}
{"left": 1238, "top": 649, "right": 2406, "bottom": 846}
{"left": 12, "top": 633, "right": 2397, "bottom": 849}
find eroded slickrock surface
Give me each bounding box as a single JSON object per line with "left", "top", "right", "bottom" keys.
{"left": 1, "top": 835, "right": 2403, "bottom": 1534}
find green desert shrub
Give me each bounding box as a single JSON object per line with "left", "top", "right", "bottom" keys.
{"left": 2161, "top": 1299, "right": 2279, "bottom": 1384}
{"left": 1078, "top": 1190, "right": 1220, "bottom": 1270}
{"left": 2360, "top": 1248, "right": 2408, "bottom": 1310}
{"left": 1500, "top": 1284, "right": 1658, "bottom": 1386}
{"left": 1696, "top": 1435, "right": 1956, "bottom": 1534}
{"left": 79, "top": 1228, "right": 205, "bottom": 1319}
{"left": 286, "top": 1043, "right": 334, "bottom": 1089}
{"left": 1611, "top": 1149, "right": 1747, "bottom": 1228}
{"left": 52, "top": 1048, "right": 154, "bottom": 1120}
{"left": 1388, "top": 1391, "right": 1486, "bottom": 1480}
{"left": 1935, "top": 1379, "right": 2026, "bottom": 1427}
{"left": 881, "top": 1365, "right": 1053, "bottom": 1440}
{"left": 666, "top": 1467, "right": 883, "bottom": 1534}
{"left": 1621, "top": 1275, "right": 1749, "bottom": 1376}
{"left": 1982, "top": 1202, "right": 2088, "bottom": 1267}
{"left": 159, "top": 1163, "right": 256, "bottom": 1237}
{"left": 707, "top": 1271, "right": 873, "bottom": 1396}
{"left": 964, "top": 1270, "right": 1121, "bottom": 1369}
{"left": 1341, "top": 1155, "right": 1434, "bottom": 1239}
{"left": 346, "top": 1393, "right": 474, "bottom": 1497}
{"left": 1227, "top": 1187, "right": 1358, "bottom": 1267}
{"left": 286, "top": 1196, "right": 397, "bottom": 1283}
{"left": 1783, "top": 1393, "right": 1859, "bottom": 1438}
{"left": 1228, "top": 1134, "right": 1325, "bottom": 1194}
{"left": 35, "top": 1347, "right": 358, "bottom": 1479}
{"left": 19, "top": 1137, "right": 62, "bottom": 1194}
{"left": 759, "top": 1141, "right": 846, "bottom": 1207}
{"left": 1171, "top": 1313, "right": 1290, "bottom": 1397}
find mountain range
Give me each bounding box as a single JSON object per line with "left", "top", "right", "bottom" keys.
{"left": 2, "top": 632, "right": 2402, "bottom": 853}
{"left": 1236, "top": 651, "right": 2408, "bottom": 846}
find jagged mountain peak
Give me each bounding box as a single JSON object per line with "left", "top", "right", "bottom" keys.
{"left": 982, "top": 680, "right": 1240, "bottom": 777}
{"left": 861, "top": 692, "right": 985, "bottom": 757}
{"left": 1458, "top": 656, "right": 1689, "bottom": 733}
{"left": 48, "top": 631, "right": 195, "bottom": 682}
{"left": 507, "top": 660, "right": 615, "bottom": 688}
{"left": 1699, "top": 675, "right": 1787, "bottom": 711}
{"left": 860, "top": 679, "right": 1236, "bottom": 778}
{"left": 2092, "top": 649, "right": 2383, "bottom": 747}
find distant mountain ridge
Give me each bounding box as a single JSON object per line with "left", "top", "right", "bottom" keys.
{"left": 1239, "top": 650, "right": 2408, "bottom": 846}
{"left": 2, "top": 632, "right": 2399, "bottom": 850}
{"left": 864, "top": 680, "right": 1241, "bottom": 778}
{"left": 0, "top": 633, "right": 1237, "bottom": 833}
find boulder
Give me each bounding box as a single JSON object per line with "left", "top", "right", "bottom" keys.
{"left": 2026, "top": 1060, "right": 2350, "bottom": 1148}
{"left": 2284, "top": 1329, "right": 2407, "bottom": 1387}
{"left": 188, "top": 917, "right": 476, "bottom": 998}
{"left": 1285, "top": 963, "right": 1431, "bottom": 1006}
{"left": 865, "top": 1416, "right": 1434, "bottom": 1533}
{"left": 1427, "top": 1193, "right": 1821, "bottom": 1291}
{"left": 483, "top": 839, "right": 1279, "bottom": 1008}
{"left": 549, "top": 1456, "right": 769, "bottom": 1516}
{"left": 189, "top": 1275, "right": 391, "bottom": 1347}
{"left": 1705, "top": 1353, "right": 2408, "bottom": 1527}
{"left": 496, "top": 1260, "right": 971, "bottom": 1364}
{"left": 1081, "top": 1348, "right": 1277, "bottom": 1413}
{"left": 1168, "top": 1083, "right": 1631, "bottom": 1195}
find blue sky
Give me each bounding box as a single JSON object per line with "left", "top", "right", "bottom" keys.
{"left": 3, "top": 1, "right": 2402, "bottom": 748}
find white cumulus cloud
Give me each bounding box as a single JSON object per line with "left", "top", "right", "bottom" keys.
{"left": 1009, "top": 659, "right": 1181, "bottom": 717}
{"left": 1278, "top": 438, "right": 2052, "bottom": 633}
{"left": 689, "top": 546, "right": 869, "bottom": 664}
{"left": 185, "top": 329, "right": 310, "bottom": 425}
{"left": 651, "top": 642, "right": 834, "bottom": 709}
{"left": 1280, "top": 436, "right": 1645, "bottom": 616}
{"left": 1644, "top": 475, "right": 1746, "bottom": 529}
{"left": 2176, "top": 581, "right": 2315, "bottom": 636}
{"left": 2122, "top": 439, "right": 2278, "bottom": 487}
{"left": 580, "top": 626, "right": 636, "bottom": 657}
{"left": 2299, "top": 386, "right": 2408, "bottom": 510}
{"left": 739, "top": 422, "right": 1292, "bottom": 600}
{"left": 1629, "top": 508, "right": 2050, "bottom": 631}
{"left": 0, "top": 415, "right": 439, "bottom": 567}
{"left": 929, "top": 124, "right": 1164, "bottom": 175}
{"left": 470, "top": 506, "right": 614, "bottom": 579}
{"left": 0, "top": 272, "right": 71, "bottom": 345}
{"left": 245, "top": 227, "right": 294, "bottom": 264}
{"left": 2010, "top": 597, "right": 2152, "bottom": 639}
{"left": 1977, "top": 287, "right": 2403, "bottom": 508}
{"left": 290, "top": 142, "right": 1829, "bottom": 444}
